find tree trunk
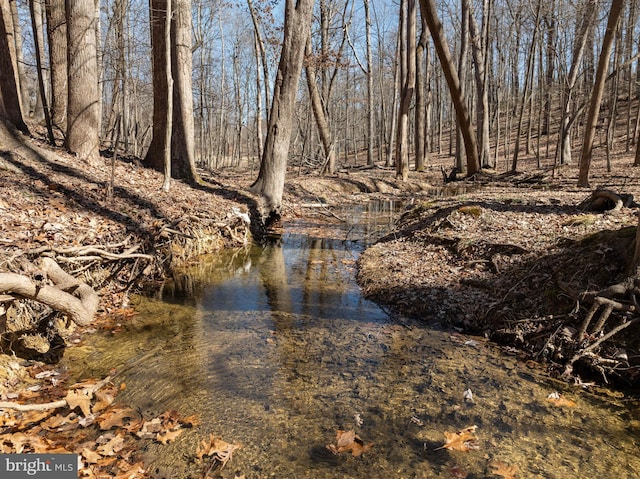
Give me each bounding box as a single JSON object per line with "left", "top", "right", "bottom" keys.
{"left": 170, "top": 0, "right": 198, "bottom": 182}
{"left": 414, "top": 9, "right": 428, "bottom": 172}
{"left": 145, "top": 0, "right": 170, "bottom": 171}
{"left": 145, "top": 0, "right": 198, "bottom": 184}
{"left": 418, "top": 0, "right": 480, "bottom": 175}
{"left": 29, "top": 0, "right": 55, "bottom": 144}
{"left": 559, "top": 0, "right": 598, "bottom": 166}
{"left": 65, "top": 0, "right": 100, "bottom": 161}
{"left": 395, "top": 0, "right": 415, "bottom": 181}
{"left": 9, "top": 0, "right": 29, "bottom": 114}
{"left": 467, "top": 0, "right": 492, "bottom": 168}
{"left": 249, "top": 0, "right": 315, "bottom": 226}
{"left": 365, "top": 0, "right": 375, "bottom": 167}
{"left": 45, "top": 0, "right": 67, "bottom": 130}
{"left": 511, "top": 0, "right": 540, "bottom": 172}
{"left": 578, "top": 0, "right": 625, "bottom": 187}
{"left": 0, "top": 0, "right": 28, "bottom": 132}
{"left": 305, "top": 38, "right": 336, "bottom": 176}
{"left": 162, "top": 0, "right": 173, "bottom": 192}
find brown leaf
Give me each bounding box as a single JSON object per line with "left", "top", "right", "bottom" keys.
{"left": 97, "top": 434, "right": 125, "bottom": 457}
{"left": 66, "top": 389, "right": 93, "bottom": 417}
{"left": 81, "top": 447, "right": 103, "bottom": 464}
{"left": 435, "top": 425, "right": 480, "bottom": 452}
{"left": 156, "top": 428, "right": 183, "bottom": 445}
{"left": 546, "top": 392, "right": 577, "bottom": 408}
{"left": 97, "top": 407, "right": 136, "bottom": 430}
{"left": 196, "top": 434, "right": 241, "bottom": 468}
{"left": 488, "top": 459, "right": 520, "bottom": 479}
{"left": 326, "top": 429, "right": 374, "bottom": 457}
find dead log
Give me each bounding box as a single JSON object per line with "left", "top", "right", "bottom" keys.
{"left": 0, "top": 257, "right": 98, "bottom": 326}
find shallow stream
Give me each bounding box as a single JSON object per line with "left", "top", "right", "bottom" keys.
{"left": 64, "top": 201, "right": 640, "bottom": 478}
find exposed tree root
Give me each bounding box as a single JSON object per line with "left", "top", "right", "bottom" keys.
{"left": 0, "top": 257, "right": 98, "bottom": 327}
{"left": 560, "top": 276, "right": 640, "bottom": 382}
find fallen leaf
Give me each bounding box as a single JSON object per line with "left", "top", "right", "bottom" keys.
{"left": 81, "top": 447, "right": 103, "bottom": 464}
{"left": 546, "top": 392, "right": 577, "bottom": 408}
{"left": 97, "top": 407, "right": 137, "bottom": 430}
{"left": 97, "top": 434, "right": 125, "bottom": 456}
{"left": 157, "top": 428, "right": 183, "bottom": 445}
{"left": 326, "top": 429, "right": 374, "bottom": 457}
{"left": 196, "top": 434, "right": 241, "bottom": 469}
{"left": 435, "top": 425, "right": 480, "bottom": 452}
{"left": 66, "top": 389, "right": 93, "bottom": 417}
{"left": 488, "top": 459, "right": 520, "bottom": 479}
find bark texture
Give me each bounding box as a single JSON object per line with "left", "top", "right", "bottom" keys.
{"left": 65, "top": 0, "right": 100, "bottom": 161}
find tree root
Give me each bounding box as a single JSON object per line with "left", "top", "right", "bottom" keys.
{"left": 0, "top": 257, "right": 98, "bottom": 326}
{"left": 561, "top": 278, "right": 640, "bottom": 381}
{"left": 578, "top": 188, "right": 634, "bottom": 213}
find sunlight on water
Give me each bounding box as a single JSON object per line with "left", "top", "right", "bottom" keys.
{"left": 64, "top": 201, "right": 640, "bottom": 479}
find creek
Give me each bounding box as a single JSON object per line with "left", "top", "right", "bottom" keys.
{"left": 64, "top": 200, "right": 640, "bottom": 478}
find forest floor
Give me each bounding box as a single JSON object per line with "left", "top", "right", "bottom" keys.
{"left": 1, "top": 120, "right": 640, "bottom": 476}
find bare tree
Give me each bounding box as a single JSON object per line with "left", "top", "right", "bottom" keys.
{"left": 65, "top": 0, "right": 100, "bottom": 161}
{"left": 418, "top": 0, "right": 480, "bottom": 175}
{"left": 145, "top": 0, "right": 198, "bottom": 185}
{"left": 45, "top": 0, "right": 67, "bottom": 130}
{"left": 395, "top": 0, "right": 416, "bottom": 181}
{"left": 578, "top": 0, "right": 625, "bottom": 187}
{"left": 0, "top": 0, "right": 28, "bottom": 132}
{"left": 250, "top": 0, "right": 315, "bottom": 226}
{"left": 29, "top": 0, "right": 55, "bottom": 144}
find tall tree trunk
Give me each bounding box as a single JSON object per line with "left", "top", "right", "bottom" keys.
{"left": 578, "top": 0, "right": 625, "bottom": 187}
{"left": 559, "top": 0, "right": 598, "bottom": 166}
{"left": 415, "top": 9, "right": 428, "bottom": 172}
{"left": 145, "top": 0, "right": 170, "bottom": 171}
{"left": 0, "top": 0, "right": 28, "bottom": 132}
{"left": 29, "top": 0, "right": 55, "bottom": 144}
{"left": 162, "top": 0, "right": 172, "bottom": 192}
{"left": 146, "top": 0, "right": 198, "bottom": 184}
{"left": 249, "top": 0, "right": 315, "bottom": 226}
{"left": 65, "top": 0, "right": 100, "bottom": 161}
{"left": 365, "top": 0, "right": 375, "bottom": 166}
{"left": 455, "top": 0, "right": 469, "bottom": 171}
{"left": 418, "top": 0, "right": 480, "bottom": 175}
{"left": 305, "top": 38, "right": 335, "bottom": 176}
{"left": 396, "top": 0, "right": 416, "bottom": 181}
{"left": 511, "top": 0, "right": 540, "bottom": 172}
{"left": 467, "top": 0, "right": 492, "bottom": 168}
{"left": 9, "top": 0, "right": 29, "bottom": 114}
{"left": 45, "top": 0, "right": 67, "bottom": 130}
{"left": 170, "top": 0, "right": 198, "bottom": 182}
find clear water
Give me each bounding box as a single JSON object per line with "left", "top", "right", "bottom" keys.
{"left": 64, "top": 202, "right": 640, "bottom": 479}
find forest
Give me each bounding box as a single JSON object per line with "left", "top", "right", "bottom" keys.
{"left": 1, "top": 0, "right": 640, "bottom": 477}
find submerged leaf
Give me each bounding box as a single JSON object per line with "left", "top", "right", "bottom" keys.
{"left": 546, "top": 392, "right": 577, "bottom": 408}
{"left": 326, "top": 429, "right": 374, "bottom": 457}
{"left": 435, "top": 425, "right": 480, "bottom": 452}
{"left": 488, "top": 459, "right": 520, "bottom": 479}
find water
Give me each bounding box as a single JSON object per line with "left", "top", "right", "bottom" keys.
{"left": 64, "top": 201, "right": 640, "bottom": 479}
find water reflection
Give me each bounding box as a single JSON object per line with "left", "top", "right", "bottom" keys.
{"left": 63, "top": 201, "right": 640, "bottom": 479}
